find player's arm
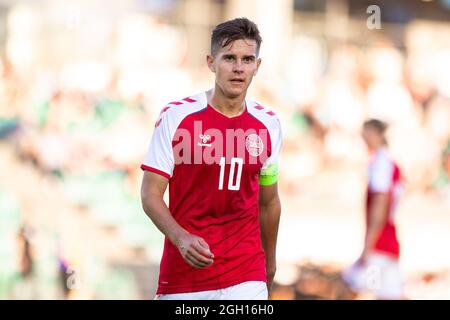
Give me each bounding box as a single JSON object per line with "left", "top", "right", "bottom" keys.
{"left": 141, "top": 170, "right": 214, "bottom": 268}
{"left": 259, "top": 119, "right": 283, "bottom": 296}
{"left": 361, "top": 192, "right": 389, "bottom": 261}
{"left": 258, "top": 177, "right": 281, "bottom": 296}
{"left": 361, "top": 152, "right": 393, "bottom": 262}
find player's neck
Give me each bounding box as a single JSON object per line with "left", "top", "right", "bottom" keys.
{"left": 206, "top": 88, "right": 246, "bottom": 118}
{"left": 369, "top": 143, "right": 387, "bottom": 154}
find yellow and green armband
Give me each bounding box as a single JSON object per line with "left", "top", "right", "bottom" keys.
{"left": 259, "top": 163, "right": 279, "bottom": 186}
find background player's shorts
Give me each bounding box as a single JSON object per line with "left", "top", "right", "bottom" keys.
{"left": 342, "top": 252, "right": 403, "bottom": 299}
{"left": 154, "top": 281, "right": 268, "bottom": 300}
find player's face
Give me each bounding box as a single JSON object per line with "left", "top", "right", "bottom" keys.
{"left": 207, "top": 39, "right": 261, "bottom": 99}
{"left": 362, "top": 126, "right": 382, "bottom": 151}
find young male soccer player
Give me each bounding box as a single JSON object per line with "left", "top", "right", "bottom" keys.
{"left": 140, "top": 17, "right": 282, "bottom": 300}
{"left": 343, "top": 119, "right": 403, "bottom": 299}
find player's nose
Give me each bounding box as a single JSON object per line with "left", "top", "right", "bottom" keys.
{"left": 232, "top": 60, "right": 244, "bottom": 73}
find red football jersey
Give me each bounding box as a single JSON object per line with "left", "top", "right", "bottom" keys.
{"left": 366, "top": 147, "right": 402, "bottom": 259}
{"left": 141, "top": 92, "right": 282, "bottom": 294}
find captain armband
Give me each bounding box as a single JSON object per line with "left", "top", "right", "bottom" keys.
{"left": 259, "top": 163, "right": 279, "bottom": 186}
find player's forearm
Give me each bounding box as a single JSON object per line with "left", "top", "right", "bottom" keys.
{"left": 141, "top": 194, "right": 188, "bottom": 246}
{"left": 259, "top": 197, "right": 281, "bottom": 274}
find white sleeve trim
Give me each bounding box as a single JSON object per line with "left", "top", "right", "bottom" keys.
{"left": 142, "top": 111, "right": 175, "bottom": 178}
{"left": 142, "top": 93, "right": 207, "bottom": 178}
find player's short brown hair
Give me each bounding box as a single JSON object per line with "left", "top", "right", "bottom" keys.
{"left": 363, "top": 119, "right": 388, "bottom": 134}
{"left": 211, "top": 17, "right": 262, "bottom": 56}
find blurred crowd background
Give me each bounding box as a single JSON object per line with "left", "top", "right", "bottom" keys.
{"left": 0, "top": 0, "right": 449, "bottom": 299}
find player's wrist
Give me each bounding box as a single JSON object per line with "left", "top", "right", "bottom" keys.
{"left": 170, "top": 227, "right": 190, "bottom": 248}
{"left": 174, "top": 228, "right": 190, "bottom": 248}
{"left": 360, "top": 248, "right": 371, "bottom": 262}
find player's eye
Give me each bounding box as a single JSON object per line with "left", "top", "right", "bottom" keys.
{"left": 224, "top": 55, "right": 235, "bottom": 61}
{"left": 244, "top": 56, "right": 255, "bottom": 63}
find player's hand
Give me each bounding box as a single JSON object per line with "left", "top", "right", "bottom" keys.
{"left": 266, "top": 262, "right": 276, "bottom": 297}
{"left": 176, "top": 232, "right": 214, "bottom": 269}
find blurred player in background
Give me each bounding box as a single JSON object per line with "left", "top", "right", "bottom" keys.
{"left": 343, "top": 119, "right": 404, "bottom": 299}
{"left": 140, "top": 17, "right": 282, "bottom": 300}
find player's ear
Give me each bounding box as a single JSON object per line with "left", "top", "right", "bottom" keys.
{"left": 253, "top": 57, "right": 262, "bottom": 76}
{"left": 207, "top": 54, "right": 216, "bottom": 73}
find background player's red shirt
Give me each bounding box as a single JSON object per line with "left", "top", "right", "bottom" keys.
{"left": 366, "top": 147, "right": 402, "bottom": 259}
{"left": 141, "top": 92, "right": 282, "bottom": 294}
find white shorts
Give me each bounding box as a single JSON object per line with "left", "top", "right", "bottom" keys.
{"left": 342, "top": 252, "right": 403, "bottom": 299}
{"left": 155, "top": 281, "right": 268, "bottom": 300}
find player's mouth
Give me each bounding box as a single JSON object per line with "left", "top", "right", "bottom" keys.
{"left": 229, "top": 78, "right": 245, "bottom": 84}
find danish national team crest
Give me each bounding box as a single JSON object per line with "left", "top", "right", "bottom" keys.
{"left": 245, "top": 134, "right": 264, "bottom": 157}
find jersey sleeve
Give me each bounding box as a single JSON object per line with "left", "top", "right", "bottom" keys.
{"left": 369, "top": 151, "right": 394, "bottom": 193}
{"left": 140, "top": 110, "right": 174, "bottom": 179}
{"left": 259, "top": 119, "right": 283, "bottom": 186}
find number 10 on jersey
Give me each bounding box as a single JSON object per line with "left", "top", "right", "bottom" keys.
{"left": 218, "top": 157, "right": 243, "bottom": 190}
